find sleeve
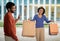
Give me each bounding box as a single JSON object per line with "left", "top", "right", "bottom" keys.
{"left": 44, "top": 15, "right": 51, "bottom": 23}
{"left": 15, "top": 19, "right": 18, "bottom": 23}
{"left": 7, "top": 15, "right": 18, "bottom": 41}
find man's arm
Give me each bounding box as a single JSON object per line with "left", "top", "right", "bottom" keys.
{"left": 7, "top": 15, "right": 18, "bottom": 41}
{"left": 15, "top": 15, "right": 20, "bottom": 23}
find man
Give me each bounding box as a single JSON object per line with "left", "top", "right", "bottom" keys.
{"left": 4, "top": 2, "right": 20, "bottom": 41}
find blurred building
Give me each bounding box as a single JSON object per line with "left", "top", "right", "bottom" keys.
{"left": 0, "top": 0, "right": 60, "bottom": 22}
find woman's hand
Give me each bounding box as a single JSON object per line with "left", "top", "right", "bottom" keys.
{"left": 50, "top": 20, "right": 54, "bottom": 22}
{"left": 28, "top": 18, "right": 31, "bottom": 21}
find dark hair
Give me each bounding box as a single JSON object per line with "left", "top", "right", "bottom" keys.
{"left": 37, "top": 7, "right": 45, "bottom": 15}
{"left": 6, "top": 2, "right": 15, "bottom": 10}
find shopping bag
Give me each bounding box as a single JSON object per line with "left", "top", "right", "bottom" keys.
{"left": 22, "top": 20, "right": 36, "bottom": 37}
{"left": 49, "top": 22, "right": 58, "bottom": 35}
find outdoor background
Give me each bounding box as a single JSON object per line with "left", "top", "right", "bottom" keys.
{"left": 0, "top": 0, "right": 60, "bottom": 41}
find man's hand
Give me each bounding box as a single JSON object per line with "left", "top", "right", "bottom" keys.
{"left": 15, "top": 15, "right": 20, "bottom": 23}
{"left": 18, "top": 15, "right": 20, "bottom": 20}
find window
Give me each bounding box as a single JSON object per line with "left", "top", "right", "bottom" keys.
{"left": 35, "top": 6, "right": 38, "bottom": 14}
{"left": 51, "top": 0, "right": 54, "bottom": 4}
{"left": 35, "top": 0, "right": 38, "bottom": 4}
{"left": 0, "top": 6, "right": 1, "bottom": 20}
{"left": 24, "top": 6, "right": 27, "bottom": 20}
{"left": 29, "top": 0, "right": 32, "bottom": 4}
{"left": 57, "top": 0, "right": 60, "bottom": 4}
{"left": 51, "top": 6, "right": 54, "bottom": 20}
{"left": 14, "top": 0, "right": 17, "bottom": 5}
{"left": 9, "top": 0, "right": 12, "bottom": 2}
{"left": 19, "top": 6, "right": 22, "bottom": 20}
{"left": 40, "top": 0, "right": 43, "bottom": 4}
{"left": 29, "top": 6, "right": 32, "bottom": 19}
{"left": 56, "top": 7, "right": 60, "bottom": 21}
{"left": 46, "top": 0, "right": 49, "bottom": 4}
{"left": 45, "top": 6, "right": 49, "bottom": 18}
{"left": 4, "top": 6, "right": 6, "bottom": 15}
{"left": 4, "top": 0, "right": 6, "bottom": 5}
{"left": 24, "top": 0, "right": 27, "bottom": 5}
{"left": 19, "top": 0, "right": 22, "bottom": 5}
{"left": 0, "top": 0, "right": 1, "bottom": 20}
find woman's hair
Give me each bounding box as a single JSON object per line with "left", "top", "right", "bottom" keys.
{"left": 37, "top": 7, "right": 45, "bottom": 15}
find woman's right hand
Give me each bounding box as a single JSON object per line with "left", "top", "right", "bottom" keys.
{"left": 28, "top": 18, "right": 30, "bottom": 21}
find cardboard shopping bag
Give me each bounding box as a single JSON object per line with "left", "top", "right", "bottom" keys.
{"left": 49, "top": 22, "right": 58, "bottom": 35}
{"left": 22, "top": 20, "right": 36, "bottom": 37}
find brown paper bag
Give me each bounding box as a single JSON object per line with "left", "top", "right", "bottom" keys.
{"left": 22, "top": 20, "right": 36, "bottom": 37}
{"left": 49, "top": 23, "right": 58, "bottom": 35}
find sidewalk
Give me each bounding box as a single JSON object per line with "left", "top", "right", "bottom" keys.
{"left": 0, "top": 27, "right": 60, "bottom": 41}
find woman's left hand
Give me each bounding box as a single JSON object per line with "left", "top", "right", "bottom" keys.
{"left": 50, "top": 20, "right": 54, "bottom": 22}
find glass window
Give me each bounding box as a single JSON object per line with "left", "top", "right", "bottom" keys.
{"left": 14, "top": 0, "right": 17, "bottom": 5}
{"left": 34, "top": 6, "right": 38, "bottom": 14}
{"left": 4, "top": 0, "right": 7, "bottom": 14}
{"left": 0, "top": 0, "right": 1, "bottom": 20}
{"left": 0, "top": 0, "right": 1, "bottom": 5}
{"left": 40, "top": 0, "right": 43, "bottom": 4}
{"left": 57, "top": 0, "right": 60, "bottom": 4}
{"left": 51, "top": 6, "right": 54, "bottom": 21}
{"left": 24, "top": 6, "right": 27, "bottom": 20}
{"left": 45, "top": 6, "right": 49, "bottom": 18}
{"left": 19, "top": 5, "right": 22, "bottom": 20}
{"left": 46, "top": 0, "right": 49, "bottom": 4}
{"left": 56, "top": 6, "right": 60, "bottom": 21}
{"left": 19, "top": 0, "right": 22, "bottom": 5}
{"left": 35, "top": 0, "right": 38, "bottom": 4}
{"left": 45, "top": 6, "right": 54, "bottom": 21}
{"left": 29, "top": 6, "right": 32, "bottom": 19}
{"left": 0, "top": 6, "right": 1, "bottom": 20}
{"left": 4, "top": 6, "right": 6, "bottom": 15}
{"left": 9, "top": 0, "right": 12, "bottom": 2}
{"left": 4, "top": 0, "right": 6, "bottom": 5}
{"left": 29, "top": 0, "right": 32, "bottom": 4}
{"left": 51, "top": 0, "right": 54, "bottom": 4}
{"left": 0, "top": 15, "right": 1, "bottom": 20}
{"left": 24, "top": 0, "right": 27, "bottom": 5}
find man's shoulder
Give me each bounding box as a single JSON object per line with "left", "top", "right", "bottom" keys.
{"left": 4, "top": 13, "right": 11, "bottom": 18}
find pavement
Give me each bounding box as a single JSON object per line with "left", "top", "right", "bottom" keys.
{"left": 0, "top": 26, "right": 60, "bottom": 41}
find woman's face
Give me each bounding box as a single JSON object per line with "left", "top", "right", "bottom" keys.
{"left": 39, "top": 9, "right": 43, "bottom": 15}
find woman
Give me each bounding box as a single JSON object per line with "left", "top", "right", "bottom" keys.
{"left": 29, "top": 7, "right": 53, "bottom": 41}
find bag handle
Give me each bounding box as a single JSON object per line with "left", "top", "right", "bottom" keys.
{"left": 50, "top": 22, "right": 56, "bottom": 24}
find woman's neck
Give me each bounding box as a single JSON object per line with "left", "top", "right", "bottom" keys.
{"left": 38, "top": 13, "right": 43, "bottom": 18}
{"left": 38, "top": 13, "right": 42, "bottom": 15}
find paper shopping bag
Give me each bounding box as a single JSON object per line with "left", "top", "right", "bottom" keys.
{"left": 22, "top": 20, "right": 36, "bottom": 37}
{"left": 49, "top": 23, "right": 58, "bottom": 35}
